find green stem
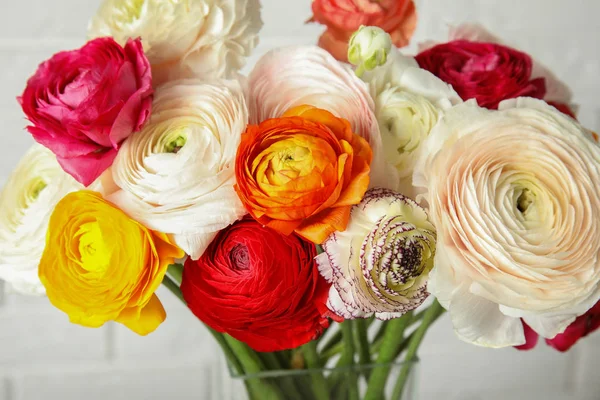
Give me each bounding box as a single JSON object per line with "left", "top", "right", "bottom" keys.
{"left": 224, "top": 336, "right": 286, "bottom": 400}
{"left": 393, "top": 301, "right": 446, "bottom": 400}
{"left": 161, "top": 273, "right": 185, "bottom": 302}
{"left": 354, "top": 319, "right": 371, "bottom": 365}
{"left": 167, "top": 263, "right": 184, "bottom": 284}
{"left": 161, "top": 274, "right": 245, "bottom": 376}
{"left": 355, "top": 64, "right": 366, "bottom": 78}
{"left": 321, "top": 341, "right": 344, "bottom": 361}
{"left": 341, "top": 321, "right": 359, "bottom": 400}
{"left": 319, "top": 328, "right": 342, "bottom": 354}
{"left": 258, "top": 352, "right": 306, "bottom": 400}
{"left": 370, "top": 322, "right": 388, "bottom": 355}
{"left": 258, "top": 352, "right": 282, "bottom": 370}
{"left": 371, "top": 311, "right": 429, "bottom": 356}
{"left": 302, "top": 341, "right": 330, "bottom": 400}
{"left": 363, "top": 312, "right": 413, "bottom": 400}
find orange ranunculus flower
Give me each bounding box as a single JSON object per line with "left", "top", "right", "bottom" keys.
{"left": 235, "top": 105, "right": 372, "bottom": 244}
{"left": 39, "top": 191, "right": 184, "bottom": 335}
{"left": 310, "top": 0, "right": 417, "bottom": 62}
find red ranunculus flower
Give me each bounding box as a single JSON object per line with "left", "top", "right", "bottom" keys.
{"left": 516, "top": 301, "right": 600, "bottom": 352}
{"left": 19, "top": 37, "right": 153, "bottom": 186}
{"left": 415, "top": 40, "right": 546, "bottom": 109}
{"left": 180, "top": 219, "right": 333, "bottom": 352}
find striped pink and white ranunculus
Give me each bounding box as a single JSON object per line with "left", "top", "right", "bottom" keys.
{"left": 316, "top": 188, "right": 436, "bottom": 320}
{"left": 413, "top": 98, "right": 600, "bottom": 348}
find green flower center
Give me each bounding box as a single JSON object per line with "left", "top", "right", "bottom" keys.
{"left": 28, "top": 179, "right": 47, "bottom": 202}
{"left": 163, "top": 132, "right": 187, "bottom": 154}
{"left": 517, "top": 188, "right": 535, "bottom": 214}
{"left": 122, "top": 0, "right": 145, "bottom": 22}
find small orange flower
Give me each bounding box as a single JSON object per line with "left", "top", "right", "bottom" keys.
{"left": 235, "top": 106, "right": 372, "bottom": 244}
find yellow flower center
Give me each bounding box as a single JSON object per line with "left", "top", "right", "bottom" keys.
{"left": 253, "top": 134, "right": 334, "bottom": 189}
{"left": 76, "top": 221, "right": 111, "bottom": 274}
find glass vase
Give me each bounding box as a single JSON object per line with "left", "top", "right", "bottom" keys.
{"left": 222, "top": 361, "right": 419, "bottom": 400}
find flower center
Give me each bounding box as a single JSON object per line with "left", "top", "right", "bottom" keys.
{"left": 517, "top": 188, "right": 535, "bottom": 214}
{"left": 165, "top": 135, "right": 187, "bottom": 154}
{"left": 27, "top": 179, "right": 47, "bottom": 203}
{"left": 463, "top": 53, "right": 500, "bottom": 73}
{"left": 76, "top": 221, "right": 110, "bottom": 274}
{"left": 119, "top": 0, "right": 146, "bottom": 23}
{"left": 254, "top": 134, "right": 334, "bottom": 188}
{"left": 230, "top": 244, "right": 250, "bottom": 271}
{"left": 160, "top": 128, "right": 188, "bottom": 154}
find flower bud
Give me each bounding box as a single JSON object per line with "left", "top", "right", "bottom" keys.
{"left": 348, "top": 26, "right": 393, "bottom": 77}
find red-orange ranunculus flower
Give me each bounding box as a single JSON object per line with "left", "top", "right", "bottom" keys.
{"left": 235, "top": 105, "right": 372, "bottom": 244}
{"left": 310, "top": 0, "right": 417, "bottom": 62}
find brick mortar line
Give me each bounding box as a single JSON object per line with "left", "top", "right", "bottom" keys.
{"left": 0, "top": 357, "right": 220, "bottom": 378}
{"left": 0, "top": 35, "right": 307, "bottom": 49}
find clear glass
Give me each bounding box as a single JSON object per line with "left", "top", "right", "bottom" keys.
{"left": 223, "top": 361, "right": 419, "bottom": 400}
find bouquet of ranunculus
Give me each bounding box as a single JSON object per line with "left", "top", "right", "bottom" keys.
{"left": 4, "top": 0, "right": 600, "bottom": 399}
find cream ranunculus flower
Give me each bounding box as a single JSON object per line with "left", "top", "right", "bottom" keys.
{"left": 316, "top": 188, "right": 436, "bottom": 320}
{"left": 106, "top": 79, "right": 248, "bottom": 260}
{"left": 361, "top": 48, "right": 461, "bottom": 197}
{"left": 247, "top": 45, "right": 393, "bottom": 189}
{"left": 413, "top": 98, "right": 600, "bottom": 348}
{"left": 88, "top": 0, "right": 263, "bottom": 85}
{"left": 0, "top": 144, "right": 82, "bottom": 295}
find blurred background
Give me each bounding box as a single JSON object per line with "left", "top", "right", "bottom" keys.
{"left": 0, "top": 1, "right": 599, "bottom": 399}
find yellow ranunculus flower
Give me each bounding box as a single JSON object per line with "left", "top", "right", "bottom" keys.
{"left": 39, "top": 191, "right": 184, "bottom": 335}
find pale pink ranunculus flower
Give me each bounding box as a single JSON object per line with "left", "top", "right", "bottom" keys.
{"left": 247, "top": 45, "right": 392, "bottom": 189}
{"left": 413, "top": 98, "right": 600, "bottom": 348}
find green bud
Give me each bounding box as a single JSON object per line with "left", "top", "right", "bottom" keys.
{"left": 165, "top": 135, "right": 187, "bottom": 154}
{"left": 347, "top": 25, "right": 392, "bottom": 78}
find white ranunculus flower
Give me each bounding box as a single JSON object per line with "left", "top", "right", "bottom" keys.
{"left": 107, "top": 79, "right": 248, "bottom": 260}
{"left": 317, "top": 188, "right": 436, "bottom": 320}
{"left": 247, "top": 45, "right": 393, "bottom": 190}
{"left": 361, "top": 49, "right": 461, "bottom": 197}
{"left": 0, "top": 145, "right": 82, "bottom": 295}
{"left": 88, "top": 0, "right": 263, "bottom": 85}
{"left": 413, "top": 98, "right": 600, "bottom": 348}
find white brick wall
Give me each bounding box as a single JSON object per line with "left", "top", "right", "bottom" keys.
{"left": 0, "top": 1, "right": 599, "bottom": 399}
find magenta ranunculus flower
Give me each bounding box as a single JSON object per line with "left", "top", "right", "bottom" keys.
{"left": 19, "top": 37, "right": 153, "bottom": 186}
{"left": 416, "top": 40, "right": 546, "bottom": 110}
{"left": 516, "top": 301, "right": 600, "bottom": 352}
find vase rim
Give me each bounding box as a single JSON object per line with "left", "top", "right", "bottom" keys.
{"left": 228, "top": 358, "right": 420, "bottom": 379}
